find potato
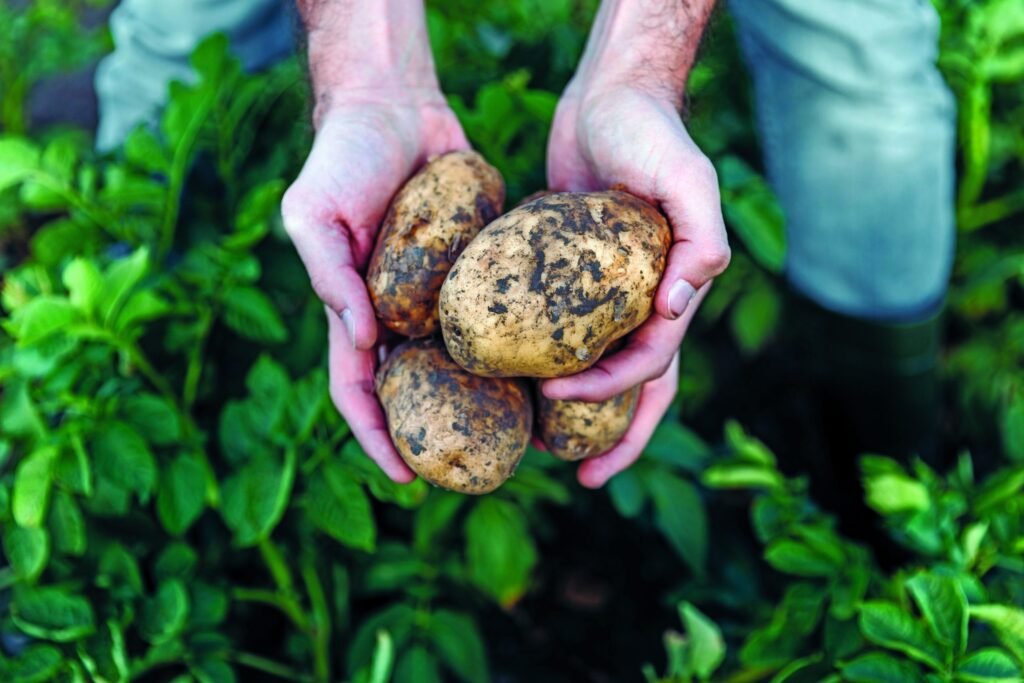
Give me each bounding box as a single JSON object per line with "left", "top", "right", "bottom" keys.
{"left": 537, "top": 386, "right": 640, "bottom": 461}
{"left": 376, "top": 337, "right": 532, "bottom": 494}
{"left": 439, "top": 191, "right": 671, "bottom": 377}
{"left": 367, "top": 151, "right": 505, "bottom": 338}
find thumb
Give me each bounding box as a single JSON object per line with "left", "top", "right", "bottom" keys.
{"left": 653, "top": 157, "right": 730, "bottom": 320}
{"left": 281, "top": 190, "right": 378, "bottom": 350}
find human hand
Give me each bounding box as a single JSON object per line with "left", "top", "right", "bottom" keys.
{"left": 541, "top": 84, "right": 729, "bottom": 486}
{"left": 282, "top": 97, "right": 468, "bottom": 483}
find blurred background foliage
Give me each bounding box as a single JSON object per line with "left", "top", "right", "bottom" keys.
{"left": 0, "top": 0, "right": 1023, "bottom": 681}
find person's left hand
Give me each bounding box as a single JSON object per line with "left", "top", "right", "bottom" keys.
{"left": 541, "top": 84, "right": 730, "bottom": 488}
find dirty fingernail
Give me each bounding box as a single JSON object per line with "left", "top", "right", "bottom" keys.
{"left": 339, "top": 309, "right": 356, "bottom": 348}
{"left": 668, "top": 280, "right": 696, "bottom": 319}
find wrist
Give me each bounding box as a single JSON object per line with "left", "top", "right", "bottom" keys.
{"left": 571, "top": 0, "right": 716, "bottom": 110}
{"left": 299, "top": 0, "right": 441, "bottom": 127}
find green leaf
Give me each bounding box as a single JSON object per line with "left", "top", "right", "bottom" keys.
{"left": 157, "top": 454, "right": 207, "bottom": 535}
{"left": 608, "top": 467, "right": 647, "bottom": 518}
{"left": 864, "top": 473, "right": 931, "bottom": 514}
{"left": 124, "top": 125, "right": 170, "bottom": 173}
{"left": 644, "top": 421, "right": 712, "bottom": 472}
{"left": 192, "top": 659, "right": 237, "bottom": 683}
{"left": 955, "top": 649, "right": 1021, "bottom": 683}
{"left": 188, "top": 582, "right": 229, "bottom": 628}
{"left": 221, "top": 285, "right": 287, "bottom": 343}
{"left": 840, "top": 652, "right": 924, "bottom": 683}
{"left": 154, "top": 542, "right": 198, "bottom": 581}
{"left": 0, "top": 136, "right": 41, "bottom": 191}
{"left": 725, "top": 420, "right": 777, "bottom": 466}
{"left": 96, "top": 543, "right": 144, "bottom": 598}
{"left": 906, "top": 572, "right": 968, "bottom": 655}
{"left": 121, "top": 393, "right": 181, "bottom": 445}
{"left": 858, "top": 601, "right": 945, "bottom": 670}
{"left": 139, "top": 580, "right": 190, "bottom": 644}
{"left": 394, "top": 646, "right": 442, "bottom": 683}
{"left": 465, "top": 498, "right": 537, "bottom": 607}
{"left": 644, "top": 471, "right": 708, "bottom": 576}
{"left": 0, "top": 379, "right": 45, "bottom": 438}
{"left": 225, "top": 179, "right": 284, "bottom": 250}
{"left": 220, "top": 451, "right": 295, "bottom": 547}
{"left": 62, "top": 258, "right": 103, "bottom": 318}
{"left": 414, "top": 491, "right": 465, "bottom": 553}
{"left": 303, "top": 464, "right": 376, "bottom": 551}
{"left": 4, "top": 525, "right": 49, "bottom": 581}
{"left": 730, "top": 287, "right": 780, "bottom": 354}
{"left": 13, "top": 446, "right": 56, "bottom": 527}
{"left": 431, "top": 610, "right": 489, "bottom": 683}
{"left": 97, "top": 247, "right": 150, "bottom": 326}
{"left": 93, "top": 422, "right": 157, "bottom": 502}
{"left": 969, "top": 605, "right": 1024, "bottom": 666}
{"left": 680, "top": 602, "right": 726, "bottom": 679}
{"left": 48, "top": 490, "right": 86, "bottom": 556}
{"left": 6, "top": 295, "right": 79, "bottom": 345}
{"left": 1002, "top": 398, "right": 1024, "bottom": 462}
{"left": 12, "top": 585, "right": 95, "bottom": 641}
{"left": 764, "top": 539, "right": 841, "bottom": 577}
{"left": 113, "top": 290, "right": 172, "bottom": 333}
{"left": 77, "top": 621, "right": 129, "bottom": 683}
{"left": 4, "top": 644, "right": 64, "bottom": 683}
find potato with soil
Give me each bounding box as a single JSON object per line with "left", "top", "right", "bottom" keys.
{"left": 376, "top": 337, "right": 532, "bottom": 494}
{"left": 367, "top": 151, "right": 504, "bottom": 337}
{"left": 537, "top": 386, "right": 641, "bottom": 461}
{"left": 439, "top": 191, "right": 671, "bottom": 377}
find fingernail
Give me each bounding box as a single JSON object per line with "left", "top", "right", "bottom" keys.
{"left": 377, "top": 344, "right": 388, "bottom": 365}
{"left": 668, "top": 280, "right": 697, "bottom": 319}
{"left": 339, "top": 309, "right": 356, "bottom": 348}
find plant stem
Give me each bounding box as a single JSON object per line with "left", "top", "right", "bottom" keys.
{"left": 960, "top": 189, "right": 1024, "bottom": 232}
{"left": 231, "top": 652, "right": 313, "bottom": 682}
{"left": 159, "top": 89, "right": 216, "bottom": 259}
{"left": 183, "top": 308, "right": 213, "bottom": 409}
{"left": 301, "top": 561, "right": 332, "bottom": 683}
{"left": 233, "top": 587, "right": 310, "bottom": 632}
{"left": 258, "top": 539, "right": 312, "bottom": 634}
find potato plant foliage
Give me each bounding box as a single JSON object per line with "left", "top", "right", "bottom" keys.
{"left": 1, "top": 1, "right": 1023, "bottom": 682}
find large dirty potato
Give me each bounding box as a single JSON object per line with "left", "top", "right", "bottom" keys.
{"left": 367, "top": 151, "right": 505, "bottom": 337}
{"left": 537, "top": 385, "right": 640, "bottom": 461}
{"left": 439, "top": 191, "right": 671, "bottom": 377}
{"left": 376, "top": 338, "right": 532, "bottom": 494}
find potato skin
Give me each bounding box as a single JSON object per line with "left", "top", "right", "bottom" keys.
{"left": 537, "top": 386, "right": 640, "bottom": 461}
{"left": 376, "top": 338, "right": 532, "bottom": 494}
{"left": 439, "top": 191, "right": 671, "bottom": 377}
{"left": 367, "top": 151, "right": 505, "bottom": 338}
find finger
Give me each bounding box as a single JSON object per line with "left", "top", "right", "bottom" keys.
{"left": 652, "top": 155, "right": 730, "bottom": 321}
{"left": 577, "top": 354, "right": 679, "bottom": 488}
{"left": 327, "top": 309, "right": 416, "bottom": 483}
{"left": 531, "top": 435, "right": 548, "bottom": 452}
{"left": 542, "top": 284, "right": 708, "bottom": 402}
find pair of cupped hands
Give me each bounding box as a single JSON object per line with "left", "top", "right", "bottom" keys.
{"left": 280, "top": 80, "right": 730, "bottom": 489}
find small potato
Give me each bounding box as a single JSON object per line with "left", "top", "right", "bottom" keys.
{"left": 537, "top": 386, "right": 640, "bottom": 461}
{"left": 367, "top": 151, "right": 505, "bottom": 338}
{"left": 439, "top": 191, "right": 671, "bottom": 377}
{"left": 376, "top": 338, "right": 532, "bottom": 494}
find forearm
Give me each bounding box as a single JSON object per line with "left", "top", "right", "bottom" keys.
{"left": 296, "top": 0, "right": 440, "bottom": 125}
{"left": 572, "top": 0, "right": 716, "bottom": 108}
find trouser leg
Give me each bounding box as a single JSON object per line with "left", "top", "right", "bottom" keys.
{"left": 95, "top": 0, "right": 295, "bottom": 151}
{"left": 728, "top": 0, "right": 956, "bottom": 550}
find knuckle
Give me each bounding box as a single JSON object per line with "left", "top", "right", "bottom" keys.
{"left": 280, "top": 185, "right": 310, "bottom": 237}
{"left": 699, "top": 241, "right": 732, "bottom": 275}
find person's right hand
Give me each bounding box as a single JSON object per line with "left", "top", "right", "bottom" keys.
{"left": 281, "top": 94, "right": 469, "bottom": 483}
